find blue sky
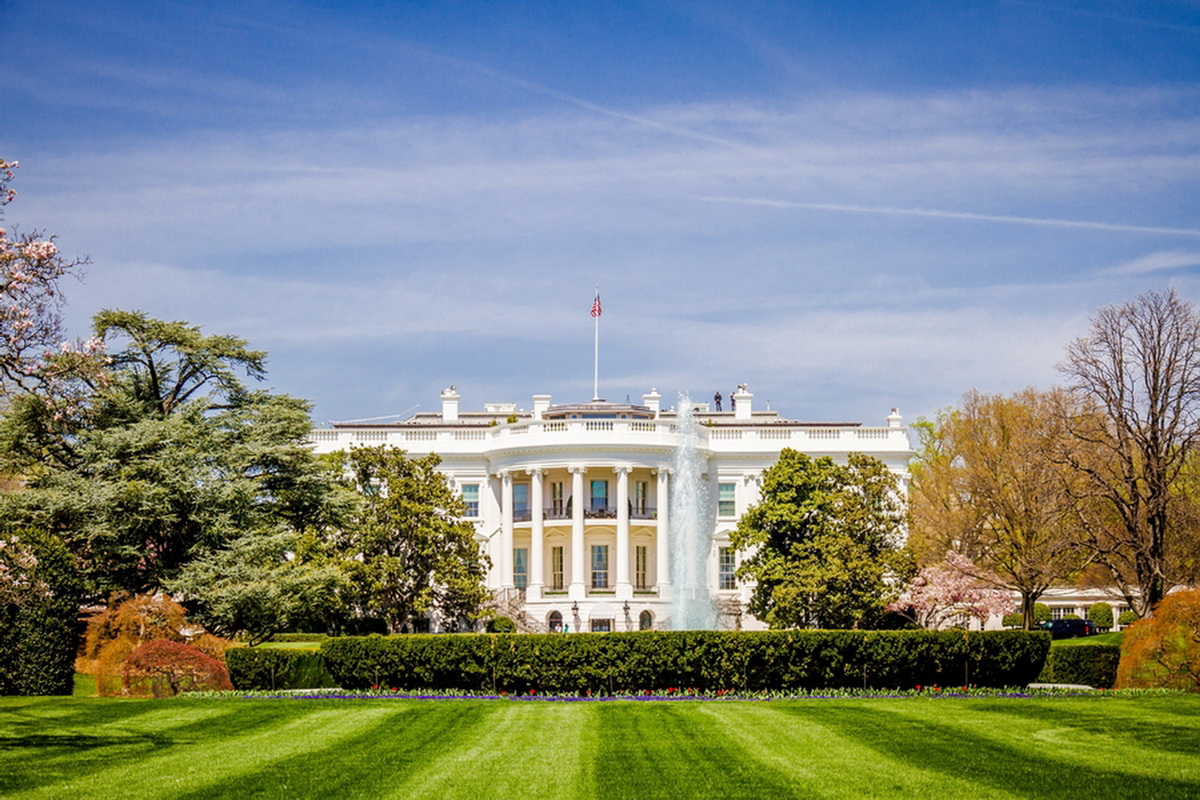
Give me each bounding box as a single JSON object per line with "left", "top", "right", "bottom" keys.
{"left": 3, "top": 0, "right": 1199, "bottom": 425}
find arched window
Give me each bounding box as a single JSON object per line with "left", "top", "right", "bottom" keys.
{"left": 639, "top": 610, "right": 653, "bottom": 631}
{"left": 548, "top": 610, "right": 563, "bottom": 633}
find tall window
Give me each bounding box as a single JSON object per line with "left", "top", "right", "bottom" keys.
{"left": 719, "top": 547, "right": 736, "bottom": 590}
{"left": 548, "top": 610, "right": 563, "bottom": 633}
{"left": 513, "top": 548, "right": 528, "bottom": 589}
{"left": 634, "top": 481, "right": 648, "bottom": 514}
{"left": 462, "top": 483, "right": 480, "bottom": 517}
{"left": 551, "top": 481, "right": 564, "bottom": 515}
{"left": 591, "top": 544, "right": 609, "bottom": 589}
{"left": 590, "top": 480, "right": 609, "bottom": 512}
{"left": 513, "top": 484, "right": 529, "bottom": 519}
{"left": 639, "top": 610, "right": 653, "bottom": 630}
{"left": 718, "top": 483, "right": 736, "bottom": 517}
{"left": 551, "top": 546, "right": 564, "bottom": 590}
{"left": 635, "top": 545, "right": 648, "bottom": 590}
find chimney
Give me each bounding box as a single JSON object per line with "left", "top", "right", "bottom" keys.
{"left": 532, "top": 394, "right": 551, "bottom": 420}
{"left": 733, "top": 384, "right": 753, "bottom": 421}
{"left": 441, "top": 386, "right": 460, "bottom": 422}
{"left": 887, "top": 407, "right": 903, "bottom": 428}
{"left": 643, "top": 388, "right": 661, "bottom": 418}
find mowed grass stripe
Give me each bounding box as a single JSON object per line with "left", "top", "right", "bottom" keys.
{"left": 595, "top": 702, "right": 805, "bottom": 798}
{"left": 383, "top": 701, "right": 597, "bottom": 799}
{"left": 694, "top": 702, "right": 998, "bottom": 798}
{"left": 781, "top": 700, "right": 1200, "bottom": 799}
{"left": 173, "top": 702, "right": 486, "bottom": 799}
{"left": 9, "top": 701, "right": 401, "bottom": 800}
{"left": 0, "top": 699, "right": 245, "bottom": 795}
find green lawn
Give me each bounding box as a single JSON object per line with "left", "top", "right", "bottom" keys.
{"left": 1053, "top": 632, "right": 1124, "bottom": 648}
{"left": 2, "top": 694, "right": 1199, "bottom": 798}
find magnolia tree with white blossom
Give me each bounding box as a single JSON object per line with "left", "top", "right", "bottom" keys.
{"left": 887, "top": 552, "right": 1015, "bottom": 629}
{"left": 0, "top": 535, "right": 47, "bottom": 604}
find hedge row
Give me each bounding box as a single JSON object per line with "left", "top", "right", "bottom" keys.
{"left": 321, "top": 630, "right": 1050, "bottom": 694}
{"left": 1038, "top": 645, "right": 1121, "bottom": 688}
{"left": 226, "top": 647, "right": 338, "bottom": 691}
{"left": 269, "top": 633, "right": 330, "bottom": 643}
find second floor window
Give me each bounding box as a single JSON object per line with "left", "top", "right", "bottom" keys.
{"left": 461, "top": 484, "right": 480, "bottom": 517}
{"left": 718, "top": 483, "right": 736, "bottom": 517}
{"left": 591, "top": 480, "right": 608, "bottom": 512}
{"left": 513, "top": 484, "right": 529, "bottom": 519}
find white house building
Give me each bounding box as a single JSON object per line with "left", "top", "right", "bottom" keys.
{"left": 308, "top": 385, "right": 914, "bottom": 633}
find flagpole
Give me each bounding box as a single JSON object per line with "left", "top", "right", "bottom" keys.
{"left": 593, "top": 283, "right": 600, "bottom": 401}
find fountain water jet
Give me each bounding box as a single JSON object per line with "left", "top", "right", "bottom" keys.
{"left": 668, "top": 394, "right": 717, "bottom": 629}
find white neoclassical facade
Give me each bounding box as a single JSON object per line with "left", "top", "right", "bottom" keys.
{"left": 308, "top": 386, "right": 913, "bottom": 632}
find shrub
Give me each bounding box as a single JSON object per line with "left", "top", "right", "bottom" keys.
{"left": 1117, "top": 589, "right": 1200, "bottom": 690}
{"left": 1118, "top": 610, "right": 1139, "bottom": 627}
{"left": 486, "top": 616, "right": 517, "bottom": 633}
{"left": 1001, "top": 612, "right": 1022, "bottom": 629}
{"left": 321, "top": 630, "right": 1049, "bottom": 694}
{"left": 1087, "top": 603, "right": 1114, "bottom": 630}
{"left": 226, "top": 647, "right": 338, "bottom": 690}
{"left": 1037, "top": 645, "right": 1120, "bottom": 688}
{"left": 269, "top": 633, "right": 330, "bottom": 643}
{"left": 1063, "top": 613, "right": 1080, "bottom": 620}
{"left": 0, "top": 530, "right": 83, "bottom": 696}
{"left": 122, "top": 640, "right": 233, "bottom": 697}
{"left": 1033, "top": 603, "right": 1051, "bottom": 624}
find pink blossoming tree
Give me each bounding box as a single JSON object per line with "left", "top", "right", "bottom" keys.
{"left": 887, "top": 552, "right": 1015, "bottom": 629}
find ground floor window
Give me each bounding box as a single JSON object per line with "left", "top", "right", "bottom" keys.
{"left": 590, "top": 618, "right": 613, "bottom": 632}
{"left": 513, "top": 547, "right": 528, "bottom": 589}
{"left": 551, "top": 546, "right": 564, "bottom": 590}
{"left": 547, "top": 610, "right": 563, "bottom": 633}
{"left": 639, "top": 610, "right": 653, "bottom": 630}
{"left": 591, "top": 544, "right": 609, "bottom": 589}
{"left": 718, "top": 546, "right": 736, "bottom": 590}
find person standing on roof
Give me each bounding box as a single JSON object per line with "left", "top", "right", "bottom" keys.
{"left": 714, "top": 391, "right": 723, "bottom": 411}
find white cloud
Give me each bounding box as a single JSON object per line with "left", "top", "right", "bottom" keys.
{"left": 1104, "top": 250, "right": 1200, "bottom": 276}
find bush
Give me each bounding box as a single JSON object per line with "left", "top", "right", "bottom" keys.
{"left": 122, "top": 640, "right": 233, "bottom": 697}
{"left": 1033, "top": 603, "right": 1051, "bottom": 624}
{"left": 1001, "top": 612, "right": 1022, "bottom": 629}
{"left": 269, "top": 633, "right": 330, "bottom": 643}
{"left": 321, "top": 630, "right": 1050, "bottom": 694}
{"left": 1118, "top": 610, "right": 1139, "bottom": 627}
{"left": 486, "top": 616, "right": 517, "bottom": 633}
{"left": 0, "top": 530, "right": 83, "bottom": 696}
{"left": 226, "top": 646, "right": 338, "bottom": 690}
{"left": 1063, "top": 613, "right": 1080, "bottom": 620}
{"left": 1087, "top": 603, "right": 1114, "bottom": 630}
{"left": 1037, "top": 645, "right": 1120, "bottom": 688}
{"left": 1117, "top": 589, "right": 1200, "bottom": 690}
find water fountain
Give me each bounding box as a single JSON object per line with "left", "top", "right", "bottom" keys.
{"left": 668, "top": 394, "right": 717, "bottom": 629}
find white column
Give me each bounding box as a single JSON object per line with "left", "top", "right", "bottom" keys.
{"left": 656, "top": 469, "right": 671, "bottom": 595}
{"left": 528, "top": 468, "right": 544, "bottom": 601}
{"left": 569, "top": 466, "right": 586, "bottom": 600}
{"left": 500, "top": 470, "right": 514, "bottom": 589}
{"left": 615, "top": 466, "right": 632, "bottom": 599}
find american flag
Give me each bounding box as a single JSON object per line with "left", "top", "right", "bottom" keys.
{"left": 591, "top": 291, "right": 602, "bottom": 318}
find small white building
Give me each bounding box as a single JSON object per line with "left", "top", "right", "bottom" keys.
{"left": 308, "top": 386, "right": 913, "bottom": 632}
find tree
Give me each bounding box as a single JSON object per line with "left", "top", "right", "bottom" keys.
{"left": 0, "top": 160, "right": 92, "bottom": 397}
{"left": 333, "top": 445, "right": 490, "bottom": 634}
{"left": 1059, "top": 288, "right": 1200, "bottom": 615}
{"left": 887, "top": 552, "right": 1014, "bottom": 629}
{"left": 122, "top": 640, "right": 233, "bottom": 697}
{"left": 0, "top": 311, "right": 346, "bottom": 597}
{"left": 169, "top": 528, "right": 348, "bottom": 645}
{"left": 730, "top": 449, "right": 910, "bottom": 629}
{"left": 1116, "top": 588, "right": 1200, "bottom": 690}
{"left": 908, "top": 389, "right": 1088, "bottom": 629}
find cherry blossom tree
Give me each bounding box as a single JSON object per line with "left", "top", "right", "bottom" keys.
{"left": 888, "top": 552, "right": 1015, "bottom": 629}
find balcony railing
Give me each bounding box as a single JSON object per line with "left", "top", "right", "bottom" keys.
{"left": 510, "top": 505, "right": 658, "bottom": 522}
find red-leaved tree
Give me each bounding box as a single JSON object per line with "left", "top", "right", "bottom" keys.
{"left": 122, "top": 639, "right": 233, "bottom": 697}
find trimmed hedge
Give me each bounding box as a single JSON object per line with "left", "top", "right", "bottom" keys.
{"left": 1037, "top": 644, "right": 1120, "bottom": 688}
{"left": 0, "top": 530, "right": 83, "bottom": 696}
{"left": 321, "top": 630, "right": 1049, "bottom": 694}
{"left": 226, "top": 646, "right": 338, "bottom": 691}
{"left": 269, "top": 633, "right": 329, "bottom": 643}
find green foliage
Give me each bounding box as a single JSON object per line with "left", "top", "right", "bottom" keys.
{"left": 226, "top": 646, "right": 337, "bottom": 691}
{"left": 1088, "top": 602, "right": 1115, "bottom": 629}
{"left": 1064, "top": 613, "right": 1080, "bottom": 620}
{"left": 0, "top": 311, "right": 352, "bottom": 598}
{"left": 1119, "top": 610, "right": 1139, "bottom": 626}
{"left": 487, "top": 616, "right": 517, "bottom": 633}
{"left": 1034, "top": 603, "right": 1052, "bottom": 624}
{"left": 731, "top": 449, "right": 912, "bottom": 629}
{"left": 269, "top": 633, "right": 330, "bottom": 643}
{"left": 1037, "top": 645, "right": 1120, "bottom": 688}
{"left": 0, "top": 529, "right": 83, "bottom": 695}
{"left": 170, "top": 528, "right": 347, "bottom": 645}
{"left": 332, "top": 446, "right": 490, "bottom": 634}
{"left": 321, "top": 630, "right": 1049, "bottom": 693}
{"left": 1002, "top": 612, "right": 1022, "bottom": 628}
